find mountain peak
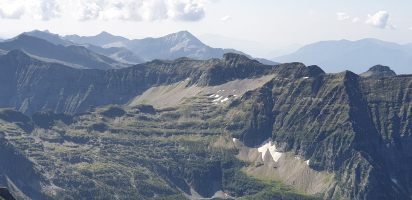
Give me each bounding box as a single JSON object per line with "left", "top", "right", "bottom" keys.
{"left": 97, "top": 31, "right": 115, "bottom": 37}
{"left": 22, "top": 30, "right": 71, "bottom": 46}
{"left": 25, "top": 30, "right": 57, "bottom": 37}
{"left": 12, "top": 34, "right": 57, "bottom": 46}
{"left": 223, "top": 53, "right": 259, "bottom": 63}
{"left": 174, "top": 30, "right": 193, "bottom": 37}
{"left": 14, "top": 34, "right": 38, "bottom": 41}
{"left": 307, "top": 65, "right": 325, "bottom": 77}
{"left": 223, "top": 53, "right": 253, "bottom": 63}
{"left": 360, "top": 65, "right": 396, "bottom": 78}
{"left": 164, "top": 30, "right": 201, "bottom": 43}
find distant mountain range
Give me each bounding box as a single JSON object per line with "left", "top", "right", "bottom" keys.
{"left": 63, "top": 31, "right": 247, "bottom": 61}
{"left": 4, "top": 30, "right": 411, "bottom": 73}
{"left": 0, "top": 30, "right": 277, "bottom": 69}
{"left": 274, "top": 38, "right": 412, "bottom": 74}
{"left": 0, "top": 34, "right": 128, "bottom": 70}
{"left": 64, "top": 31, "right": 130, "bottom": 47}
{"left": 24, "top": 30, "right": 144, "bottom": 64}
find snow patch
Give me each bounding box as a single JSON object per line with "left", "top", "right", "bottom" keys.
{"left": 212, "top": 96, "right": 223, "bottom": 103}
{"left": 221, "top": 97, "right": 229, "bottom": 103}
{"left": 391, "top": 178, "right": 399, "bottom": 185}
{"left": 305, "top": 160, "right": 310, "bottom": 166}
{"left": 257, "top": 141, "right": 282, "bottom": 162}
{"left": 211, "top": 94, "right": 230, "bottom": 104}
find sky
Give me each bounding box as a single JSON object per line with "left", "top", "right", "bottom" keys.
{"left": 0, "top": 0, "right": 411, "bottom": 58}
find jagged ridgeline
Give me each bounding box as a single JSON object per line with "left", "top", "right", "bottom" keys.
{"left": 0, "top": 50, "right": 411, "bottom": 200}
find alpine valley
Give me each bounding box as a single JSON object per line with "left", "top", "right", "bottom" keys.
{"left": 0, "top": 30, "right": 411, "bottom": 200}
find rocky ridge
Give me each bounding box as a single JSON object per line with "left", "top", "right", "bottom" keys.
{"left": 0, "top": 53, "right": 411, "bottom": 199}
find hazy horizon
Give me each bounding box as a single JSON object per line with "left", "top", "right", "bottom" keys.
{"left": 0, "top": 0, "right": 411, "bottom": 58}
{"left": 2, "top": 29, "right": 412, "bottom": 59}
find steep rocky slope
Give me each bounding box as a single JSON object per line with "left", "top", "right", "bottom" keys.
{"left": 1, "top": 52, "right": 412, "bottom": 199}
{"left": 226, "top": 66, "right": 412, "bottom": 199}
{"left": 0, "top": 51, "right": 276, "bottom": 115}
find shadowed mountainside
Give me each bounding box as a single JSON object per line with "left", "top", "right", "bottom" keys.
{"left": 1, "top": 52, "right": 412, "bottom": 199}
{"left": 0, "top": 51, "right": 277, "bottom": 115}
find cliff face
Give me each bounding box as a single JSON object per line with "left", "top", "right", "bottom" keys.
{"left": 229, "top": 64, "right": 412, "bottom": 199}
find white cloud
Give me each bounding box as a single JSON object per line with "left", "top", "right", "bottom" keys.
{"left": 336, "top": 12, "right": 359, "bottom": 23}
{"left": 409, "top": 27, "right": 412, "bottom": 30}
{"left": 167, "top": 0, "right": 206, "bottom": 21}
{"left": 0, "top": 0, "right": 210, "bottom": 21}
{"left": 0, "top": 0, "right": 25, "bottom": 19}
{"left": 220, "top": 15, "right": 231, "bottom": 21}
{"left": 0, "top": 0, "right": 60, "bottom": 20}
{"left": 34, "top": 0, "right": 60, "bottom": 20}
{"left": 366, "top": 11, "right": 395, "bottom": 29}
{"left": 336, "top": 12, "right": 350, "bottom": 21}
{"left": 76, "top": 0, "right": 209, "bottom": 21}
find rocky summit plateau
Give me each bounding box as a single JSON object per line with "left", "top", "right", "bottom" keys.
{"left": 0, "top": 31, "right": 412, "bottom": 200}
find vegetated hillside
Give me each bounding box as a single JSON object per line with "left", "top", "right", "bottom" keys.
{"left": 0, "top": 52, "right": 412, "bottom": 199}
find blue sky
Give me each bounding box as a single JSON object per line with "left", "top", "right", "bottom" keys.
{"left": 0, "top": 0, "right": 410, "bottom": 57}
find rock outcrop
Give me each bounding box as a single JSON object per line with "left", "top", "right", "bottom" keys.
{"left": 229, "top": 65, "right": 412, "bottom": 199}
{"left": 360, "top": 65, "right": 397, "bottom": 78}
